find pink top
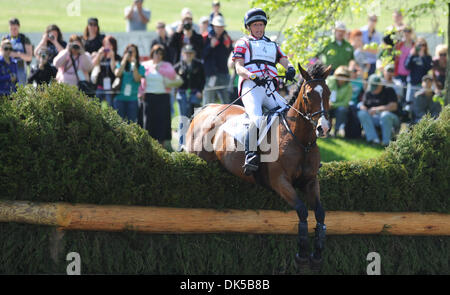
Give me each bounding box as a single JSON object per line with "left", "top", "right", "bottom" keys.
{"left": 138, "top": 60, "right": 176, "bottom": 96}
{"left": 397, "top": 43, "right": 412, "bottom": 76}
{"left": 54, "top": 49, "right": 93, "bottom": 86}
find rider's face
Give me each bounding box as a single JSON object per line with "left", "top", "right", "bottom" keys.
{"left": 249, "top": 21, "right": 265, "bottom": 39}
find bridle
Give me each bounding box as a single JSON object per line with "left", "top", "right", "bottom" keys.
{"left": 297, "top": 78, "right": 329, "bottom": 127}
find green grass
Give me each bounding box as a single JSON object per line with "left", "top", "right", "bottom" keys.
{"left": 0, "top": 0, "right": 445, "bottom": 34}
{"left": 317, "top": 137, "right": 384, "bottom": 162}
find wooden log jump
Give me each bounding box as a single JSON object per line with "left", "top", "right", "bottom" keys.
{"left": 0, "top": 200, "right": 449, "bottom": 235}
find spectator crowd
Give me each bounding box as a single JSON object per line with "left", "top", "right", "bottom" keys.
{"left": 0, "top": 2, "right": 446, "bottom": 149}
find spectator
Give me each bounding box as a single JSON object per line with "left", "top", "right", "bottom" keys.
{"left": 199, "top": 16, "right": 210, "bottom": 38}
{"left": 141, "top": 44, "right": 176, "bottom": 148}
{"left": 168, "top": 8, "right": 204, "bottom": 64}
{"left": 91, "top": 36, "right": 120, "bottom": 107}
{"left": 202, "top": 15, "right": 233, "bottom": 105}
{"left": 404, "top": 37, "right": 432, "bottom": 113}
{"left": 208, "top": 1, "right": 223, "bottom": 37}
{"left": 124, "top": 0, "right": 151, "bottom": 32}
{"left": 392, "top": 9, "right": 405, "bottom": 32}
{"left": 317, "top": 21, "right": 354, "bottom": 73}
{"left": 348, "top": 60, "right": 364, "bottom": 106}
{"left": 3, "top": 18, "right": 33, "bottom": 86}
{"left": 83, "top": 18, "right": 105, "bottom": 54}
{"left": 382, "top": 63, "right": 403, "bottom": 101}
{"left": 27, "top": 48, "right": 57, "bottom": 86}
{"left": 412, "top": 75, "right": 441, "bottom": 123}
{"left": 349, "top": 29, "right": 370, "bottom": 79}
{"left": 327, "top": 65, "right": 353, "bottom": 137}
{"left": 168, "top": 8, "right": 200, "bottom": 37}
{"left": 394, "top": 25, "right": 414, "bottom": 86}
{"left": 357, "top": 74, "right": 400, "bottom": 146}
{"left": 174, "top": 44, "right": 205, "bottom": 147}
{"left": 34, "top": 24, "right": 67, "bottom": 65}
{"left": 0, "top": 39, "right": 18, "bottom": 97}
{"left": 360, "top": 14, "right": 381, "bottom": 76}
{"left": 432, "top": 44, "right": 447, "bottom": 93}
{"left": 151, "top": 22, "right": 172, "bottom": 63}
{"left": 53, "top": 35, "right": 93, "bottom": 87}
{"left": 114, "top": 44, "right": 145, "bottom": 122}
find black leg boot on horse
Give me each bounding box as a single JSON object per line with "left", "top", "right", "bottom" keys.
{"left": 243, "top": 123, "right": 260, "bottom": 176}
{"left": 310, "top": 197, "right": 326, "bottom": 271}
{"left": 294, "top": 201, "right": 310, "bottom": 271}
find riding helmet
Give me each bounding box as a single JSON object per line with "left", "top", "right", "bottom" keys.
{"left": 244, "top": 8, "right": 267, "bottom": 27}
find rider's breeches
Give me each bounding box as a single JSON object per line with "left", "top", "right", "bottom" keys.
{"left": 241, "top": 80, "right": 287, "bottom": 129}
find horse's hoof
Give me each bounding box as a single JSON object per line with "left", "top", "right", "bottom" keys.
{"left": 294, "top": 253, "right": 310, "bottom": 271}
{"left": 309, "top": 254, "right": 323, "bottom": 272}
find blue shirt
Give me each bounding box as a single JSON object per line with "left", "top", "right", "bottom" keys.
{"left": 0, "top": 56, "right": 18, "bottom": 96}
{"left": 360, "top": 25, "right": 381, "bottom": 64}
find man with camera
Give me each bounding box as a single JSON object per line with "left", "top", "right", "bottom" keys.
{"left": 0, "top": 39, "right": 18, "bottom": 97}
{"left": 168, "top": 8, "right": 204, "bottom": 65}
{"left": 3, "top": 18, "right": 33, "bottom": 86}
{"left": 27, "top": 48, "right": 57, "bottom": 86}
{"left": 124, "top": 0, "right": 151, "bottom": 32}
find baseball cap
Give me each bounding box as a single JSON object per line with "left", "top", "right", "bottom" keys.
{"left": 422, "top": 75, "right": 433, "bottom": 82}
{"left": 182, "top": 44, "right": 195, "bottom": 53}
{"left": 368, "top": 74, "right": 382, "bottom": 92}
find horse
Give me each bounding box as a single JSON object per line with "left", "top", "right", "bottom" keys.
{"left": 185, "top": 62, "right": 332, "bottom": 270}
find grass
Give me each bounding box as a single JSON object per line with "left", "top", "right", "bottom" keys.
{"left": 0, "top": 0, "right": 446, "bottom": 34}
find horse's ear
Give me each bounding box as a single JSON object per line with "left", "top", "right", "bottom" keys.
{"left": 323, "top": 65, "right": 333, "bottom": 79}
{"left": 297, "top": 63, "right": 312, "bottom": 81}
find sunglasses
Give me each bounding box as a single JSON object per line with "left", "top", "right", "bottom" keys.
{"left": 440, "top": 53, "right": 447, "bottom": 57}
{"left": 88, "top": 22, "right": 98, "bottom": 26}
{"left": 2, "top": 47, "right": 13, "bottom": 51}
{"left": 403, "top": 30, "right": 412, "bottom": 33}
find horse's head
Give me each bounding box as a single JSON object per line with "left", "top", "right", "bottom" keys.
{"left": 296, "top": 63, "right": 333, "bottom": 138}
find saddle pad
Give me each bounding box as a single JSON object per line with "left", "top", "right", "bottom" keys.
{"left": 222, "top": 107, "right": 285, "bottom": 146}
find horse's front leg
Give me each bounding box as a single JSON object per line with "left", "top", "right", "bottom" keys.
{"left": 270, "top": 175, "right": 310, "bottom": 268}
{"left": 304, "top": 177, "right": 326, "bottom": 270}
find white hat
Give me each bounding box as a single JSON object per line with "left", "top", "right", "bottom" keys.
{"left": 199, "top": 16, "right": 209, "bottom": 24}
{"left": 334, "top": 21, "right": 346, "bottom": 31}
{"left": 181, "top": 8, "right": 193, "bottom": 19}
{"left": 211, "top": 15, "right": 226, "bottom": 27}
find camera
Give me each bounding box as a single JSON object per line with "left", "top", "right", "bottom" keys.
{"left": 48, "top": 34, "right": 55, "bottom": 41}
{"left": 183, "top": 22, "right": 192, "bottom": 31}
{"left": 127, "top": 49, "right": 133, "bottom": 55}
{"left": 69, "top": 43, "right": 81, "bottom": 50}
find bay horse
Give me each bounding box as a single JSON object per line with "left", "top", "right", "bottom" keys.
{"left": 185, "top": 62, "right": 332, "bottom": 270}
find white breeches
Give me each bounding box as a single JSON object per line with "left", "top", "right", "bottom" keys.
{"left": 240, "top": 79, "right": 288, "bottom": 129}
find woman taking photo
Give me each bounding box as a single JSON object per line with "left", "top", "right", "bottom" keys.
{"left": 114, "top": 44, "right": 145, "bottom": 123}
{"left": 53, "top": 34, "right": 93, "bottom": 87}
{"left": 83, "top": 17, "right": 105, "bottom": 54}
{"left": 142, "top": 44, "right": 177, "bottom": 148}
{"left": 91, "top": 35, "right": 120, "bottom": 106}
{"left": 0, "top": 39, "right": 18, "bottom": 97}
{"left": 34, "top": 24, "right": 66, "bottom": 65}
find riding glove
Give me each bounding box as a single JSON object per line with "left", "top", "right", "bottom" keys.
{"left": 286, "top": 66, "right": 296, "bottom": 81}
{"left": 249, "top": 74, "right": 265, "bottom": 86}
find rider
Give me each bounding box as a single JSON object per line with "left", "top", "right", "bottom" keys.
{"left": 232, "top": 8, "right": 296, "bottom": 175}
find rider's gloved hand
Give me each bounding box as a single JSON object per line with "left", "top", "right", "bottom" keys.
{"left": 249, "top": 74, "right": 265, "bottom": 86}
{"left": 286, "top": 66, "right": 296, "bottom": 81}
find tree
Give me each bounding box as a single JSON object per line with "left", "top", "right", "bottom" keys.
{"left": 251, "top": 0, "right": 449, "bottom": 105}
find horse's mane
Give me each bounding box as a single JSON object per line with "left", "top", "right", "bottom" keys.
{"left": 288, "top": 62, "right": 328, "bottom": 106}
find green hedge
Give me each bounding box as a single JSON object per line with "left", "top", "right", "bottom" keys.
{"left": 0, "top": 84, "right": 449, "bottom": 274}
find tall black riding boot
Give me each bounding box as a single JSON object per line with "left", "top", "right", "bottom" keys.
{"left": 243, "top": 123, "right": 259, "bottom": 176}
{"left": 295, "top": 221, "right": 310, "bottom": 268}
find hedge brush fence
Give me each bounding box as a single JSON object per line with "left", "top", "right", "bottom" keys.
{"left": 0, "top": 84, "right": 449, "bottom": 274}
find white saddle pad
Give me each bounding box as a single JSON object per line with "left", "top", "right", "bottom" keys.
{"left": 222, "top": 107, "right": 286, "bottom": 146}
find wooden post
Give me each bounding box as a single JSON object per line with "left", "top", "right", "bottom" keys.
{"left": 0, "top": 200, "right": 449, "bottom": 235}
